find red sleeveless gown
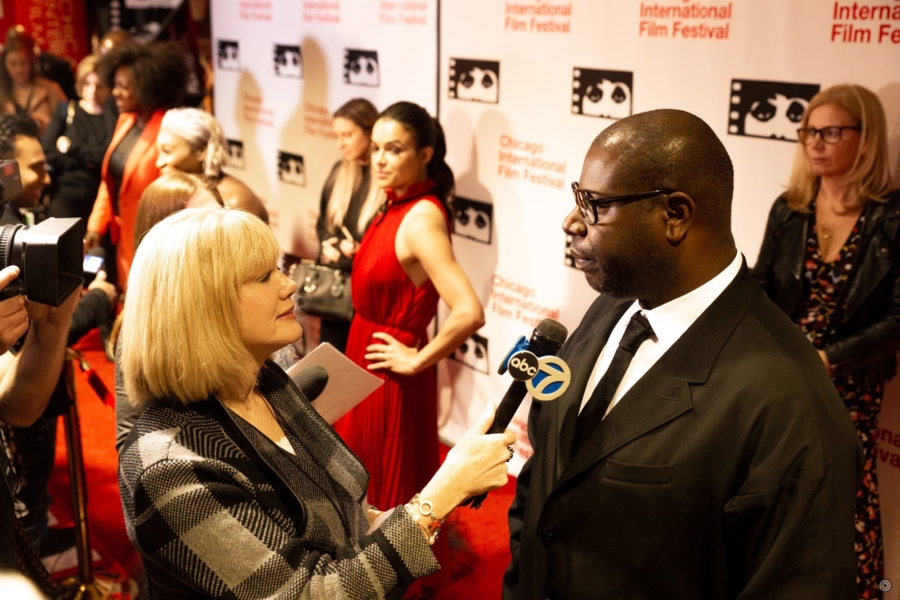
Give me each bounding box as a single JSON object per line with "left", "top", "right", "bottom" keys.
{"left": 334, "top": 181, "right": 447, "bottom": 512}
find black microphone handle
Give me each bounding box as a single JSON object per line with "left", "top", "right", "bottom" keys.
{"left": 462, "top": 381, "right": 528, "bottom": 509}
{"left": 486, "top": 380, "right": 527, "bottom": 435}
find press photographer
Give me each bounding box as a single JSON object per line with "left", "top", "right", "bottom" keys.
{"left": 0, "top": 114, "right": 93, "bottom": 589}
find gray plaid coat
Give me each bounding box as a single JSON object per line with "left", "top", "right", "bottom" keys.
{"left": 118, "top": 362, "right": 440, "bottom": 599}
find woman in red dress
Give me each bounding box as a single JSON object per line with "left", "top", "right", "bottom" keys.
{"left": 335, "top": 101, "right": 484, "bottom": 515}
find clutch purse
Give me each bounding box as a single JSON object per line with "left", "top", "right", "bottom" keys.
{"left": 290, "top": 259, "right": 354, "bottom": 321}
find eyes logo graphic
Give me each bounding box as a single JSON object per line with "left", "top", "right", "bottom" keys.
{"left": 217, "top": 41, "right": 240, "bottom": 71}
{"left": 728, "top": 79, "right": 820, "bottom": 142}
{"left": 449, "top": 58, "right": 500, "bottom": 104}
{"left": 452, "top": 197, "right": 493, "bottom": 245}
{"left": 278, "top": 151, "right": 306, "bottom": 186}
{"left": 452, "top": 333, "right": 490, "bottom": 374}
{"left": 344, "top": 49, "right": 380, "bottom": 87}
{"left": 227, "top": 139, "right": 245, "bottom": 170}
{"left": 572, "top": 68, "right": 633, "bottom": 120}
{"left": 274, "top": 45, "right": 303, "bottom": 78}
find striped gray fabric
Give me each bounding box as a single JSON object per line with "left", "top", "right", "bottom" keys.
{"left": 118, "top": 361, "right": 439, "bottom": 599}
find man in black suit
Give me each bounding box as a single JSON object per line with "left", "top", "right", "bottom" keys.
{"left": 504, "top": 109, "right": 861, "bottom": 599}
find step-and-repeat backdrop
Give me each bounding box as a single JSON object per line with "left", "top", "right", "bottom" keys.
{"left": 212, "top": 0, "right": 900, "bottom": 591}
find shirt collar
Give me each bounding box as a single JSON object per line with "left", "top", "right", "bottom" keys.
{"left": 640, "top": 250, "right": 742, "bottom": 352}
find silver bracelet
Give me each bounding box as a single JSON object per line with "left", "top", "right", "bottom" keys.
{"left": 407, "top": 493, "right": 442, "bottom": 544}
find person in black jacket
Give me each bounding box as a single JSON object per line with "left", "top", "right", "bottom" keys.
{"left": 752, "top": 83, "right": 899, "bottom": 599}
{"left": 41, "top": 54, "right": 111, "bottom": 221}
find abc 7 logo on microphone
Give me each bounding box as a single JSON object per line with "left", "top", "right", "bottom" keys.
{"left": 508, "top": 351, "right": 571, "bottom": 402}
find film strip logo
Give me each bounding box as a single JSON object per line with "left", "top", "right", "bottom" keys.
{"left": 277, "top": 151, "right": 306, "bottom": 186}
{"left": 344, "top": 49, "right": 380, "bottom": 87}
{"left": 274, "top": 45, "right": 303, "bottom": 79}
{"left": 451, "top": 332, "right": 490, "bottom": 374}
{"left": 452, "top": 197, "right": 493, "bottom": 245}
{"left": 226, "top": 139, "right": 244, "bottom": 170}
{"left": 449, "top": 58, "right": 500, "bottom": 104}
{"left": 728, "top": 79, "right": 820, "bottom": 142}
{"left": 216, "top": 40, "right": 240, "bottom": 72}
{"left": 572, "top": 68, "right": 633, "bottom": 120}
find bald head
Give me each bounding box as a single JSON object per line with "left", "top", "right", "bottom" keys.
{"left": 591, "top": 109, "right": 734, "bottom": 234}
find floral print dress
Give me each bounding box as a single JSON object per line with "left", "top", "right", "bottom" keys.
{"left": 793, "top": 209, "right": 883, "bottom": 599}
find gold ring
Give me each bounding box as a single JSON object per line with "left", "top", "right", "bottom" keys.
{"left": 507, "top": 445, "right": 514, "bottom": 461}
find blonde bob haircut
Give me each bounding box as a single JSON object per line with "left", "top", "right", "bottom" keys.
{"left": 786, "top": 84, "right": 892, "bottom": 212}
{"left": 120, "top": 207, "right": 281, "bottom": 406}
{"left": 160, "top": 107, "right": 228, "bottom": 179}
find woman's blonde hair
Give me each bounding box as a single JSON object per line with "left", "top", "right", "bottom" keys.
{"left": 120, "top": 208, "right": 281, "bottom": 406}
{"left": 324, "top": 98, "right": 383, "bottom": 233}
{"left": 74, "top": 54, "right": 100, "bottom": 98}
{"left": 786, "top": 84, "right": 892, "bottom": 212}
{"left": 160, "top": 107, "right": 228, "bottom": 179}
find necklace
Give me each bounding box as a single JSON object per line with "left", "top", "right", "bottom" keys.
{"left": 820, "top": 224, "right": 833, "bottom": 240}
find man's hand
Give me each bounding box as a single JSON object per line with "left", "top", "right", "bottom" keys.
{"left": 87, "top": 271, "right": 118, "bottom": 310}
{"left": 0, "top": 266, "right": 28, "bottom": 353}
{"left": 26, "top": 286, "right": 81, "bottom": 330}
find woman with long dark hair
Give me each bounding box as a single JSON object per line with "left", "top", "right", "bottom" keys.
{"left": 0, "top": 31, "right": 66, "bottom": 134}
{"left": 753, "top": 84, "right": 900, "bottom": 599}
{"left": 334, "top": 100, "right": 484, "bottom": 518}
{"left": 314, "top": 98, "right": 380, "bottom": 351}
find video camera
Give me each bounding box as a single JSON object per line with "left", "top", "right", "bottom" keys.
{"left": 0, "top": 160, "right": 83, "bottom": 306}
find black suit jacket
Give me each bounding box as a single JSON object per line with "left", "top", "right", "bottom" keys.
{"left": 504, "top": 265, "right": 861, "bottom": 600}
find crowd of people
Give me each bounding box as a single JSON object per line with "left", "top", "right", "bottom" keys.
{"left": 0, "top": 21, "right": 896, "bottom": 600}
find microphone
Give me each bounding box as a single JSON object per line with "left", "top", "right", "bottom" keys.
{"left": 464, "top": 318, "right": 568, "bottom": 508}
{"left": 291, "top": 364, "right": 329, "bottom": 402}
{"left": 487, "top": 318, "right": 568, "bottom": 436}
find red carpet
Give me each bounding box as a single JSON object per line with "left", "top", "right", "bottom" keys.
{"left": 46, "top": 329, "right": 515, "bottom": 598}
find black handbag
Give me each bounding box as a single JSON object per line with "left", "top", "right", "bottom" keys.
{"left": 290, "top": 259, "right": 354, "bottom": 321}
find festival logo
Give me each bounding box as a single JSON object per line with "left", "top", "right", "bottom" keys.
{"left": 343, "top": 49, "right": 380, "bottom": 87}
{"left": 216, "top": 40, "right": 240, "bottom": 71}
{"left": 572, "top": 68, "right": 633, "bottom": 120}
{"left": 452, "top": 333, "right": 490, "bottom": 374}
{"left": 227, "top": 139, "right": 245, "bottom": 170}
{"left": 449, "top": 58, "right": 500, "bottom": 104}
{"left": 274, "top": 44, "right": 303, "bottom": 78}
{"left": 277, "top": 151, "right": 306, "bottom": 186}
{"left": 452, "top": 197, "right": 493, "bottom": 244}
{"left": 728, "top": 79, "right": 820, "bottom": 142}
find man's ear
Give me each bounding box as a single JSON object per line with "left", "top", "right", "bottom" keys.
{"left": 663, "top": 192, "right": 695, "bottom": 244}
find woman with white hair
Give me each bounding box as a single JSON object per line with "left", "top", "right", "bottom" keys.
{"left": 156, "top": 107, "right": 268, "bottom": 222}
{"left": 117, "top": 207, "right": 515, "bottom": 599}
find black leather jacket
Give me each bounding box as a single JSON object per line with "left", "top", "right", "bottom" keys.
{"left": 752, "top": 190, "right": 900, "bottom": 384}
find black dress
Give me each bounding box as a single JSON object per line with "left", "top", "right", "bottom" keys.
{"left": 314, "top": 161, "right": 373, "bottom": 352}
{"left": 41, "top": 100, "right": 110, "bottom": 222}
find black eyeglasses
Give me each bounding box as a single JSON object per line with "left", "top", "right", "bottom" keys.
{"left": 796, "top": 126, "right": 861, "bottom": 145}
{"left": 571, "top": 182, "right": 673, "bottom": 225}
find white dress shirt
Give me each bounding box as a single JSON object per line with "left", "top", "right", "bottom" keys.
{"left": 579, "top": 251, "right": 743, "bottom": 417}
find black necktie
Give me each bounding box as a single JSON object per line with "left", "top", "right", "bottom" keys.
{"left": 573, "top": 311, "right": 655, "bottom": 452}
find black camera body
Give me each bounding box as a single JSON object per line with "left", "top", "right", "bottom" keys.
{"left": 0, "top": 160, "right": 83, "bottom": 306}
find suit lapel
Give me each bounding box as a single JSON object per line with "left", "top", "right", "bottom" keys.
{"left": 554, "top": 264, "right": 758, "bottom": 492}
{"left": 554, "top": 297, "right": 631, "bottom": 478}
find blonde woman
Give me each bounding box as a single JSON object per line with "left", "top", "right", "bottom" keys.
{"left": 156, "top": 106, "right": 268, "bottom": 223}
{"left": 117, "top": 208, "right": 514, "bottom": 598}
{"left": 315, "top": 98, "right": 381, "bottom": 351}
{"left": 752, "top": 84, "right": 899, "bottom": 598}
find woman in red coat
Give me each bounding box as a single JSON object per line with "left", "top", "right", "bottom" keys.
{"left": 85, "top": 42, "right": 187, "bottom": 288}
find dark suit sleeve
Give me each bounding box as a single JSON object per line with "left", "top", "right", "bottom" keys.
{"left": 503, "top": 400, "right": 543, "bottom": 599}
{"left": 750, "top": 196, "right": 787, "bottom": 297}
{"left": 722, "top": 379, "right": 858, "bottom": 599}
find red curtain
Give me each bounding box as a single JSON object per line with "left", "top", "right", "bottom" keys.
{"left": 0, "top": 0, "right": 89, "bottom": 63}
